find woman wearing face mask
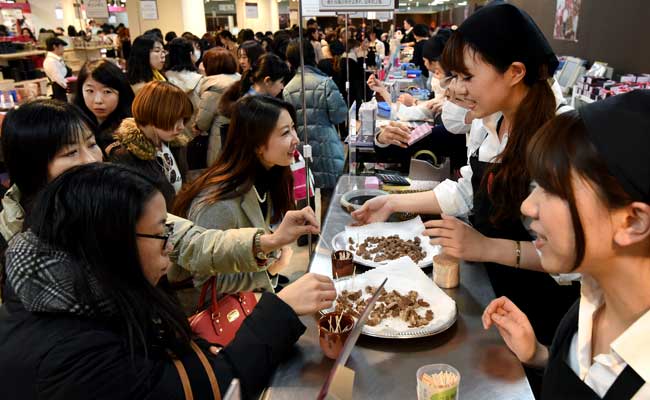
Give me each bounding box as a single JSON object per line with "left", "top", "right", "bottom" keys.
{"left": 219, "top": 53, "right": 289, "bottom": 117}
{"left": 127, "top": 34, "right": 167, "bottom": 94}
{"left": 0, "top": 99, "right": 322, "bottom": 306}
{"left": 483, "top": 91, "right": 650, "bottom": 399}
{"left": 353, "top": 3, "right": 578, "bottom": 347}
{"left": 107, "top": 81, "right": 192, "bottom": 209}
{"left": 73, "top": 59, "right": 135, "bottom": 151}
{"left": 174, "top": 96, "right": 299, "bottom": 306}
{"left": 367, "top": 30, "right": 467, "bottom": 173}
{"left": 0, "top": 163, "right": 336, "bottom": 400}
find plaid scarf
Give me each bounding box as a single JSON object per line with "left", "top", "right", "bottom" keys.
{"left": 5, "top": 231, "right": 115, "bottom": 316}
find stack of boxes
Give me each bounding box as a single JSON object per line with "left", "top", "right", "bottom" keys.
{"left": 575, "top": 74, "right": 650, "bottom": 101}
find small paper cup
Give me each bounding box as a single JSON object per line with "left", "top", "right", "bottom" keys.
{"left": 331, "top": 250, "right": 354, "bottom": 278}
{"left": 318, "top": 311, "right": 355, "bottom": 359}
{"left": 416, "top": 363, "right": 460, "bottom": 400}
{"left": 433, "top": 254, "right": 460, "bottom": 289}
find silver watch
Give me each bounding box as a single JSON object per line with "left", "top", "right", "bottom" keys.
{"left": 254, "top": 231, "right": 268, "bottom": 260}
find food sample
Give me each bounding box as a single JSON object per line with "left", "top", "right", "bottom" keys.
{"left": 334, "top": 286, "right": 434, "bottom": 328}
{"left": 348, "top": 235, "right": 426, "bottom": 264}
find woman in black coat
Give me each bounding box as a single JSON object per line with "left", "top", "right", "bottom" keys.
{"left": 0, "top": 163, "right": 335, "bottom": 400}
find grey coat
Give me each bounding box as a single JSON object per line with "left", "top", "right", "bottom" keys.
{"left": 186, "top": 185, "right": 277, "bottom": 297}
{"left": 283, "top": 65, "right": 347, "bottom": 189}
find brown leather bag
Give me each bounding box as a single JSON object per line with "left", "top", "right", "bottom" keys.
{"left": 171, "top": 341, "right": 221, "bottom": 400}
{"left": 188, "top": 277, "right": 258, "bottom": 346}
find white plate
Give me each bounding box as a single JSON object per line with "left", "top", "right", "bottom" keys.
{"left": 326, "top": 263, "right": 457, "bottom": 339}
{"left": 331, "top": 216, "right": 440, "bottom": 269}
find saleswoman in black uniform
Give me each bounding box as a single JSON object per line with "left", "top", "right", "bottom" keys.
{"left": 483, "top": 90, "right": 650, "bottom": 399}
{"left": 352, "top": 3, "right": 579, "bottom": 346}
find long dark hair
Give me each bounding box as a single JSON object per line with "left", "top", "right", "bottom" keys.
{"left": 28, "top": 163, "right": 192, "bottom": 357}
{"left": 1, "top": 99, "right": 95, "bottom": 209}
{"left": 74, "top": 60, "right": 135, "bottom": 148}
{"left": 527, "top": 111, "right": 633, "bottom": 270}
{"left": 174, "top": 96, "right": 295, "bottom": 223}
{"left": 441, "top": 31, "right": 557, "bottom": 225}
{"left": 165, "top": 37, "right": 197, "bottom": 72}
{"left": 218, "top": 53, "right": 289, "bottom": 117}
{"left": 127, "top": 34, "right": 163, "bottom": 85}
{"left": 238, "top": 40, "right": 265, "bottom": 72}
{"left": 286, "top": 39, "right": 316, "bottom": 70}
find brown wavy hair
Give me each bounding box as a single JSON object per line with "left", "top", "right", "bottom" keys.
{"left": 441, "top": 32, "right": 557, "bottom": 226}
{"left": 173, "top": 95, "right": 295, "bottom": 223}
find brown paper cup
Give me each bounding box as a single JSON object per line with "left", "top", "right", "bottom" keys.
{"left": 433, "top": 254, "right": 460, "bottom": 288}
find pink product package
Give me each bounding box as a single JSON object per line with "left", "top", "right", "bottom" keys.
{"left": 408, "top": 123, "right": 433, "bottom": 146}
{"left": 365, "top": 176, "right": 380, "bottom": 189}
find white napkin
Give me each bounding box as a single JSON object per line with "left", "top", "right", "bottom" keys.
{"left": 340, "top": 216, "right": 440, "bottom": 268}
{"left": 333, "top": 262, "right": 457, "bottom": 335}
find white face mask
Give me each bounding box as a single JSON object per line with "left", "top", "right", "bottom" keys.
{"left": 441, "top": 100, "right": 471, "bottom": 134}
{"left": 193, "top": 49, "right": 201, "bottom": 62}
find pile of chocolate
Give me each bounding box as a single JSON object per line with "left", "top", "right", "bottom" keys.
{"left": 347, "top": 235, "right": 426, "bottom": 264}
{"left": 335, "top": 286, "right": 434, "bottom": 328}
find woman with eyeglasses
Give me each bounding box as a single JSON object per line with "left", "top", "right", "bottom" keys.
{"left": 0, "top": 98, "right": 322, "bottom": 307}
{"left": 107, "top": 81, "right": 192, "bottom": 210}
{"left": 0, "top": 163, "right": 335, "bottom": 400}
{"left": 127, "top": 34, "right": 167, "bottom": 94}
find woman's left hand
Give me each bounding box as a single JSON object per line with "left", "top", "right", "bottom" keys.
{"left": 423, "top": 214, "right": 489, "bottom": 261}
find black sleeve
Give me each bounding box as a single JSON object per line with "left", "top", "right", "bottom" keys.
{"left": 210, "top": 292, "right": 306, "bottom": 399}
{"left": 37, "top": 330, "right": 183, "bottom": 400}
{"left": 374, "top": 125, "right": 468, "bottom": 172}
{"left": 37, "top": 294, "right": 305, "bottom": 400}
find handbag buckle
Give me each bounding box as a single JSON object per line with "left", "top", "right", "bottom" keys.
{"left": 226, "top": 309, "right": 240, "bottom": 322}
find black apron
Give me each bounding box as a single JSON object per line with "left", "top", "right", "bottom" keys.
{"left": 51, "top": 65, "right": 72, "bottom": 102}
{"left": 468, "top": 125, "right": 579, "bottom": 346}
{"left": 542, "top": 300, "right": 645, "bottom": 399}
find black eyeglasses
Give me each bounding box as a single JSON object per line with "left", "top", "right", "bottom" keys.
{"left": 136, "top": 223, "right": 174, "bottom": 248}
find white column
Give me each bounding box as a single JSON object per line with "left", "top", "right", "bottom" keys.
{"left": 235, "top": 0, "right": 279, "bottom": 32}
{"left": 181, "top": 0, "right": 207, "bottom": 35}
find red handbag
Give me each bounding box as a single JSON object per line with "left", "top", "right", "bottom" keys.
{"left": 188, "top": 277, "right": 258, "bottom": 347}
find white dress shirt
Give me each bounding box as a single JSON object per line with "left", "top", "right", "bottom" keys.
{"left": 567, "top": 274, "right": 650, "bottom": 398}
{"left": 43, "top": 52, "right": 68, "bottom": 88}
{"left": 371, "top": 39, "right": 385, "bottom": 58}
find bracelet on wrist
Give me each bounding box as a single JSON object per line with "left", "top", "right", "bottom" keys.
{"left": 514, "top": 240, "right": 521, "bottom": 268}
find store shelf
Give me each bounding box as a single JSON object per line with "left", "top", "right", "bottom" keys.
{"left": 0, "top": 50, "right": 46, "bottom": 60}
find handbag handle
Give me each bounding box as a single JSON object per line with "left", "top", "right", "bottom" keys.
{"left": 196, "top": 277, "right": 219, "bottom": 315}
{"left": 171, "top": 340, "right": 222, "bottom": 400}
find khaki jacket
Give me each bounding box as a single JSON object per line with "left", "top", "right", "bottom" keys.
{"left": 0, "top": 184, "right": 261, "bottom": 296}
{"left": 187, "top": 185, "right": 278, "bottom": 295}
{"left": 0, "top": 185, "right": 23, "bottom": 244}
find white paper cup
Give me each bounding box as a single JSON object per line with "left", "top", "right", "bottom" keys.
{"left": 416, "top": 363, "right": 460, "bottom": 400}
